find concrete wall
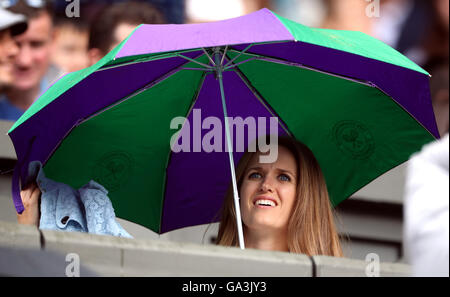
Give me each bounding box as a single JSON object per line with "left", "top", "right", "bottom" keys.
{"left": 0, "top": 120, "right": 15, "bottom": 160}
{"left": 0, "top": 221, "right": 411, "bottom": 277}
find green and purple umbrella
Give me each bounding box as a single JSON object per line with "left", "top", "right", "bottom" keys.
{"left": 9, "top": 9, "right": 437, "bottom": 247}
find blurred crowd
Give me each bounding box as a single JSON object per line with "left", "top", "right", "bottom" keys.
{"left": 0, "top": 0, "right": 448, "bottom": 136}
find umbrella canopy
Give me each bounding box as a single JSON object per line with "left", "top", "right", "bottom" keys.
{"left": 9, "top": 9, "right": 437, "bottom": 237}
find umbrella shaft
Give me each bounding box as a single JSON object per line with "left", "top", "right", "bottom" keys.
{"left": 215, "top": 51, "right": 246, "bottom": 250}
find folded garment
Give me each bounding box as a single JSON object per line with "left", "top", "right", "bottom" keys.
{"left": 27, "top": 161, "right": 132, "bottom": 238}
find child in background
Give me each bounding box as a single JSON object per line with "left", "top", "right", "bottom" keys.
{"left": 51, "top": 16, "right": 90, "bottom": 73}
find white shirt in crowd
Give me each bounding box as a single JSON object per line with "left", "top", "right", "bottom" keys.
{"left": 404, "top": 133, "right": 449, "bottom": 277}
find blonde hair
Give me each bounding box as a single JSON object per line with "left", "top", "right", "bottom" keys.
{"left": 216, "top": 136, "right": 343, "bottom": 257}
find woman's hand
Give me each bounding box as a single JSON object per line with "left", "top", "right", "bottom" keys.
{"left": 16, "top": 182, "right": 41, "bottom": 227}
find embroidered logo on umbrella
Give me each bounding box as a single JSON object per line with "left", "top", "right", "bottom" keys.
{"left": 93, "top": 151, "right": 134, "bottom": 192}
{"left": 333, "top": 120, "right": 375, "bottom": 160}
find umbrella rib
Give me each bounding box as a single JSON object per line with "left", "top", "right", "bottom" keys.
{"left": 223, "top": 57, "right": 258, "bottom": 71}
{"left": 220, "top": 45, "right": 228, "bottom": 66}
{"left": 226, "top": 49, "right": 374, "bottom": 87}
{"left": 177, "top": 53, "right": 213, "bottom": 70}
{"left": 202, "top": 48, "right": 216, "bottom": 66}
{"left": 160, "top": 71, "right": 208, "bottom": 234}
{"left": 223, "top": 43, "right": 254, "bottom": 69}
{"left": 173, "top": 71, "right": 208, "bottom": 144}
{"left": 81, "top": 65, "right": 192, "bottom": 124}
{"left": 181, "top": 67, "right": 213, "bottom": 72}
{"left": 96, "top": 54, "right": 177, "bottom": 72}
{"left": 229, "top": 66, "right": 294, "bottom": 138}
{"left": 185, "top": 71, "right": 208, "bottom": 117}
{"left": 364, "top": 81, "right": 439, "bottom": 140}
{"left": 96, "top": 49, "right": 204, "bottom": 72}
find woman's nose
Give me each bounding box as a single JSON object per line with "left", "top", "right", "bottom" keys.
{"left": 260, "top": 178, "right": 274, "bottom": 192}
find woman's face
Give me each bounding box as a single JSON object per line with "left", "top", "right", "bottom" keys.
{"left": 240, "top": 146, "right": 298, "bottom": 233}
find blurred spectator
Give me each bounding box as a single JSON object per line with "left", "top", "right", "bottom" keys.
{"left": 372, "top": 0, "right": 432, "bottom": 62}
{"left": 421, "top": 0, "right": 449, "bottom": 139}
{"left": 51, "top": 0, "right": 185, "bottom": 24}
{"left": 375, "top": 0, "right": 449, "bottom": 67}
{"left": 147, "top": 0, "right": 185, "bottom": 24}
{"left": 1, "top": 0, "right": 62, "bottom": 121}
{"left": 320, "top": 0, "right": 373, "bottom": 35}
{"left": 88, "top": 1, "right": 165, "bottom": 65}
{"left": 404, "top": 133, "right": 449, "bottom": 277}
{"left": 429, "top": 63, "right": 449, "bottom": 137}
{"left": 320, "top": 0, "right": 440, "bottom": 66}
{"left": 421, "top": 0, "right": 449, "bottom": 69}
{"left": 0, "top": 8, "right": 27, "bottom": 93}
{"left": 272, "top": 0, "right": 326, "bottom": 28}
{"left": 185, "top": 0, "right": 270, "bottom": 23}
{"left": 51, "top": 16, "right": 89, "bottom": 73}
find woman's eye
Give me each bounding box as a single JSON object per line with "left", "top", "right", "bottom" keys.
{"left": 249, "top": 172, "right": 262, "bottom": 179}
{"left": 279, "top": 174, "right": 290, "bottom": 182}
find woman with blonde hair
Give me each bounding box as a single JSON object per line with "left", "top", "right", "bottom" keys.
{"left": 216, "top": 136, "right": 343, "bottom": 257}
